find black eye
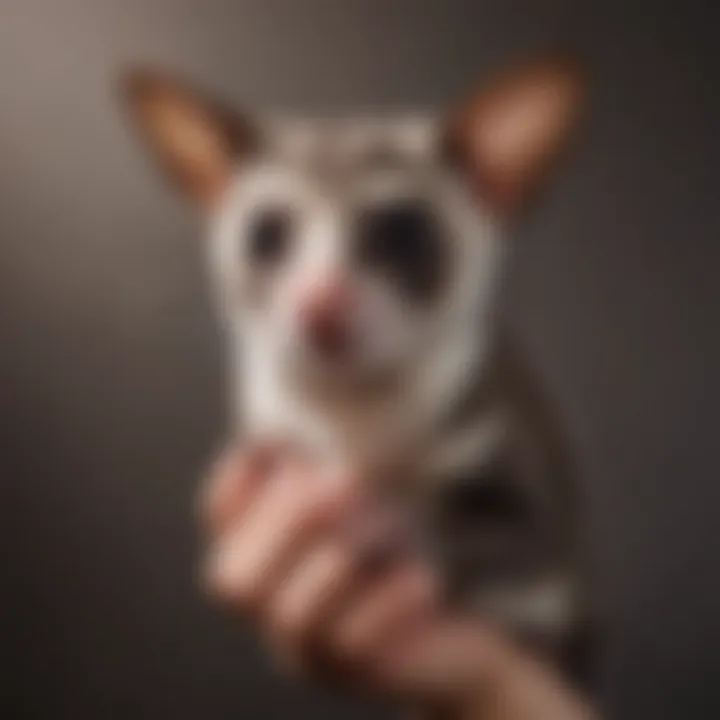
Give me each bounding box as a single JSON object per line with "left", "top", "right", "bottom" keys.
{"left": 247, "top": 208, "right": 292, "bottom": 265}
{"left": 355, "top": 199, "right": 445, "bottom": 301}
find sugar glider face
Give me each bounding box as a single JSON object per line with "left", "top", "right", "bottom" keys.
{"left": 209, "top": 118, "right": 502, "bottom": 384}
{"left": 121, "top": 56, "right": 585, "bottom": 388}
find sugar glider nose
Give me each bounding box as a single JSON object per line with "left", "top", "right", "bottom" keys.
{"left": 306, "top": 312, "right": 350, "bottom": 359}
{"left": 297, "top": 277, "right": 354, "bottom": 360}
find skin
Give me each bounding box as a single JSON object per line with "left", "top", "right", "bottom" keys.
{"left": 199, "top": 442, "right": 599, "bottom": 720}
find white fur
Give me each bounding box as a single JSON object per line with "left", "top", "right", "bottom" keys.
{"left": 470, "top": 576, "right": 575, "bottom": 635}
{"left": 427, "top": 412, "right": 508, "bottom": 479}
{"left": 207, "top": 117, "right": 506, "bottom": 477}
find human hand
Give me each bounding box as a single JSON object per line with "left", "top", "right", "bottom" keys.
{"left": 199, "top": 441, "right": 596, "bottom": 719}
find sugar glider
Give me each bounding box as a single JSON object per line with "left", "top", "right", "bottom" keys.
{"left": 121, "top": 53, "right": 597, "bottom": 685}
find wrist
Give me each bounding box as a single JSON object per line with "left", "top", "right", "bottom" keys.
{"left": 454, "top": 626, "right": 597, "bottom": 720}
{"left": 425, "top": 619, "right": 515, "bottom": 712}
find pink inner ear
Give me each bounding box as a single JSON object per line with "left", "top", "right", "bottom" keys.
{"left": 122, "top": 67, "right": 258, "bottom": 212}
{"left": 443, "top": 55, "right": 587, "bottom": 216}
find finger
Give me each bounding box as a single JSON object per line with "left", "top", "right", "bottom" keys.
{"left": 267, "top": 541, "right": 357, "bottom": 651}
{"left": 343, "top": 500, "right": 414, "bottom": 576}
{"left": 200, "top": 440, "right": 278, "bottom": 537}
{"left": 206, "top": 465, "right": 356, "bottom": 609}
{"left": 332, "top": 563, "right": 438, "bottom": 663}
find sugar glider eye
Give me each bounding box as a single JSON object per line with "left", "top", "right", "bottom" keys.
{"left": 246, "top": 206, "right": 293, "bottom": 265}
{"left": 355, "top": 198, "right": 445, "bottom": 301}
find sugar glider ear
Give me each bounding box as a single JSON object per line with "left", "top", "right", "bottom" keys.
{"left": 443, "top": 53, "right": 587, "bottom": 217}
{"left": 120, "top": 67, "right": 257, "bottom": 211}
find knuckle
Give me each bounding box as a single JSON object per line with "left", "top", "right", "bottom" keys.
{"left": 199, "top": 454, "right": 242, "bottom": 526}
{"left": 203, "top": 552, "right": 264, "bottom": 609}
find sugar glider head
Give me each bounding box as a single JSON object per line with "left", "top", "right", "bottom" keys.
{"left": 121, "top": 55, "right": 585, "bottom": 388}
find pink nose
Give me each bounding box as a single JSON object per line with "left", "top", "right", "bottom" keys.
{"left": 297, "top": 278, "right": 353, "bottom": 359}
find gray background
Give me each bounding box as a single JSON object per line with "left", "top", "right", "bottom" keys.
{"left": 1, "top": 1, "right": 718, "bottom": 718}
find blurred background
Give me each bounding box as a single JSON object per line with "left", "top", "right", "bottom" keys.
{"left": 1, "top": 1, "right": 717, "bottom": 718}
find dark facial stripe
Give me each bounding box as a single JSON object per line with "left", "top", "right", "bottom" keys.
{"left": 353, "top": 198, "right": 448, "bottom": 303}
{"left": 442, "top": 467, "right": 528, "bottom": 517}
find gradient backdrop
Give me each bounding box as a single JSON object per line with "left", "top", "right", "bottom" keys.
{"left": 1, "top": 1, "right": 718, "bottom": 718}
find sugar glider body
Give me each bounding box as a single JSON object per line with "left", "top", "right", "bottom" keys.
{"left": 122, "top": 55, "right": 597, "bottom": 683}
